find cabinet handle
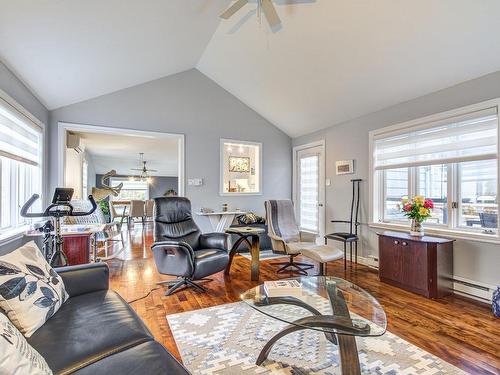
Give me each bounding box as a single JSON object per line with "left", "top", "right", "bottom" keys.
{"left": 402, "top": 241, "right": 408, "bottom": 246}
{"left": 394, "top": 240, "right": 399, "bottom": 245}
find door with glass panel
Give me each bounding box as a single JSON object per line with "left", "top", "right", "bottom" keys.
{"left": 295, "top": 144, "right": 325, "bottom": 239}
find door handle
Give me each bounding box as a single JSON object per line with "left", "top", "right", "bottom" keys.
{"left": 318, "top": 203, "right": 324, "bottom": 207}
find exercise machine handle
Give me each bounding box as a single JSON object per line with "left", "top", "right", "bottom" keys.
{"left": 20, "top": 194, "right": 97, "bottom": 218}
{"left": 20, "top": 194, "right": 43, "bottom": 217}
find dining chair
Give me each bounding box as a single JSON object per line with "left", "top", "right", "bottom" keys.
{"left": 110, "top": 201, "right": 128, "bottom": 228}
{"left": 145, "top": 199, "right": 155, "bottom": 220}
{"left": 128, "top": 200, "right": 146, "bottom": 226}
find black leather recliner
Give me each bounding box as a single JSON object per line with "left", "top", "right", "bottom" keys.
{"left": 151, "top": 197, "right": 230, "bottom": 295}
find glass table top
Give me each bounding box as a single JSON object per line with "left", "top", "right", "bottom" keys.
{"left": 241, "top": 276, "right": 387, "bottom": 337}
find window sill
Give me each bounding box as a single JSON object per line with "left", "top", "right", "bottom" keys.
{"left": 0, "top": 226, "right": 30, "bottom": 247}
{"left": 368, "top": 222, "right": 500, "bottom": 244}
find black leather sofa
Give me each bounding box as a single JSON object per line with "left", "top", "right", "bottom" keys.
{"left": 27, "top": 263, "right": 190, "bottom": 375}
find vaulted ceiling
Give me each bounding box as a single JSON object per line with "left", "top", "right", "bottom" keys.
{"left": 2, "top": 0, "right": 500, "bottom": 137}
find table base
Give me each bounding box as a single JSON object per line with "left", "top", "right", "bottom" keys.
{"left": 254, "top": 282, "right": 369, "bottom": 375}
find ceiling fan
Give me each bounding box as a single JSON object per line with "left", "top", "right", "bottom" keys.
{"left": 131, "top": 153, "right": 157, "bottom": 181}
{"left": 220, "top": 0, "right": 281, "bottom": 28}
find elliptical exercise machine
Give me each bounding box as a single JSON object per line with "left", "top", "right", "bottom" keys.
{"left": 21, "top": 188, "right": 97, "bottom": 267}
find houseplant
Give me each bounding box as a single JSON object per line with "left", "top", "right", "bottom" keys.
{"left": 401, "top": 196, "right": 434, "bottom": 236}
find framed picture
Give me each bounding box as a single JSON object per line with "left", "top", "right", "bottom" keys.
{"left": 229, "top": 156, "right": 250, "bottom": 172}
{"left": 336, "top": 160, "right": 354, "bottom": 175}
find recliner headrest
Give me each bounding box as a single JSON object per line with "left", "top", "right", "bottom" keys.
{"left": 153, "top": 197, "right": 192, "bottom": 223}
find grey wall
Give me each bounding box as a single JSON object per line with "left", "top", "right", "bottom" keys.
{"left": 0, "top": 61, "right": 49, "bottom": 255}
{"left": 293, "top": 70, "right": 500, "bottom": 287}
{"left": 95, "top": 174, "right": 178, "bottom": 199}
{"left": 149, "top": 176, "right": 178, "bottom": 198}
{"left": 49, "top": 69, "right": 292, "bottom": 232}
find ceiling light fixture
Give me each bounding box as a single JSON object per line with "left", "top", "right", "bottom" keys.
{"left": 220, "top": 0, "right": 281, "bottom": 28}
{"left": 131, "top": 152, "right": 158, "bottom": 182}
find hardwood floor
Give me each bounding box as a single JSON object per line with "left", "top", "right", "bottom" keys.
{"left": 107, "top": 223, "right": 500, "bottom": 375}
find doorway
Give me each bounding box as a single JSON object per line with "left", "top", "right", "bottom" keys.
{"left": 293, "top": 141, "right": 326, "bottom": 239}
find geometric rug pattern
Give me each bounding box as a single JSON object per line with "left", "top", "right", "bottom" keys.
{"left": 167, "top": 302, "right": 467, "bottom": 375}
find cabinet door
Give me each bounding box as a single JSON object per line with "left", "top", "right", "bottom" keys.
{"left": 379, "top": 236, "right": 403, "bottom": 283}
{"left": 401, "top": 240, "right": 428, "bottom": 292}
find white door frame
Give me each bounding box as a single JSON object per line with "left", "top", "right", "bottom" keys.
{"left": 292, "top": 140, "right": 326, "bottom": 237}
{"left": 57, "top": 122, "right": 185, "bottom": 196}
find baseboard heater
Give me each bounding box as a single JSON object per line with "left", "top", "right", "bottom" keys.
{"left": 452, "top": 277, "right": 494, "bottom": 303}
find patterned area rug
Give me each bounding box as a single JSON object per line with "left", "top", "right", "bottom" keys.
{"left": 167, "top": 302, "right": 467, "bottom": 375}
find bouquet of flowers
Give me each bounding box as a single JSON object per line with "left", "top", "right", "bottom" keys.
{"left": 401, "top": 196, "right": 434, "bottom": 222}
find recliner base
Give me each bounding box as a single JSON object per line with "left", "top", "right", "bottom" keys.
{"left": 272, "top": 255, "right": 314, "bottom": 276}
{"left": 157, "top": 277, "right": 212, "bottom": 296}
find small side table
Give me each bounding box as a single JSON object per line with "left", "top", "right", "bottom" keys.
{"left": 225, "top": 226, "right": 265, "bottom": 281}
{"left": 196, "top": 211, "right": 247, "bottom": 232}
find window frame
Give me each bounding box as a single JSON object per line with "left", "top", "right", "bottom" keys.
{"left": 369, "top": 98, "right": 500, "bottom": 243}
{"left": 0, "top": 89, "right": 45, "bottom": 243}
{"left": 219, "top": 138, "right": 263, "bottom": 196}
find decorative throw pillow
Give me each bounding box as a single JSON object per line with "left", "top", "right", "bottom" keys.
{"left": 238, "top": 212, "right": 259, "bottom": 225}
{"left": 0, "top": 312, "right": 52, "bottom": 374}
{"left": 0, "top": 241, "right": 68, "bottom": 337}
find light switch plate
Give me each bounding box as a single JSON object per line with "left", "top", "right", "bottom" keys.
{"left": 188, "top": 178, "right": 203, "bottom": 186}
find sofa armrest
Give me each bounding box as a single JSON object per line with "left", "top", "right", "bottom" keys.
{"left": 199, "top": 232, "right": 229, "bottom": 251}
{"left": 56, "top": 263, "right": 109, "bottom": 298}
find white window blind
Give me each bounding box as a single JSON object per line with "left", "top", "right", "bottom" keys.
{"left": 373, "top": 107, "right": 498, "bottom": 170}
{"left": 0, "top": 96, "right": 43, "bottom": 236}
{"left": 299, "top": 155, "right": 319, "bottom": 232}
{"left": 0, "top": 98, "right": 42, "bottom": 166}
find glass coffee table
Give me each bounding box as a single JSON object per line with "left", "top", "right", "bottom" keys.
{"left": 241, "top": 276, "right": 387, "bottom": 375}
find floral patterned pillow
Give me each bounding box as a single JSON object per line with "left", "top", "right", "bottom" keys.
{"left": 0, "top": 312, "right": 52, "bottom": 374}
{"left": 0, "top": 241, "right": 68, "bottom": 337}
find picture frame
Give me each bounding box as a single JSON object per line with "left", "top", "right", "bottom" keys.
{"left": 229, "top": 156, "right": 250, "bottom": 172}
{"left": 336, "top": 160, "right": 354, "bottom": 175}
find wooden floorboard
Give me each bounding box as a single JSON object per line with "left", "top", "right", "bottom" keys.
{"left": 107, "top": 223, "right": 500, "bottom": 374}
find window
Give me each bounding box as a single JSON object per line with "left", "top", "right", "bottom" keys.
{"left": 383, "top": 168, "right": 409, "bottom": 222}
{"left": 0, "top": 95, "right": 43, "bottom": 238}
{"left": 110, "top": 178, "right": 149, "bottom": 201}
{"left": 220, "top": 139, "right": 262, "bottom": 195}
{"left": 371, "top": 102, "right": 499, "bottom": 238}
{"left": 299, "top": 155, "right": 319, "bottom": 231}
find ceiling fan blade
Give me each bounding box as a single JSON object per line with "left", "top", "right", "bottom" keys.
{"left": 261, "top": 0, "right": 281, "bottom": 28}
{"left": 220, "top": 0, "right": 248, "bottom": 19}
{"left": 147, "top": 169, "right": 158, "bottom": 172}
{"left": 131, "top": 168, "right": 142, "bottom": 171}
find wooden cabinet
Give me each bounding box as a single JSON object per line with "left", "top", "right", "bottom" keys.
{"left": 377, "top": 231, "right": 453, "bottom": 298}
{"left": 63, "top": 234, "right": 92, "bottom": 265}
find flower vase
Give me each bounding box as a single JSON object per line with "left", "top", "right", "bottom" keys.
{"left": 410, "top": 219, "right": 424, "bottom": 237}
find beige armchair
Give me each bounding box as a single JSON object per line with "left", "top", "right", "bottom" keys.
{"left": 265, "top": 200, "right": 343, "bottom": 275}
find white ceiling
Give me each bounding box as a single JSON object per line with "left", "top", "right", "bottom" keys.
{"left": 198, "top": 0, "right": 500, "bottom": 137}
{"left": 75, "top": 131, "right": 179, "bottom": 176}
{"left": 2, "top": 1, "right": 500, "bottom": 137}
{"left": 0, "top": 0, "right": 229, "bottom": 109}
